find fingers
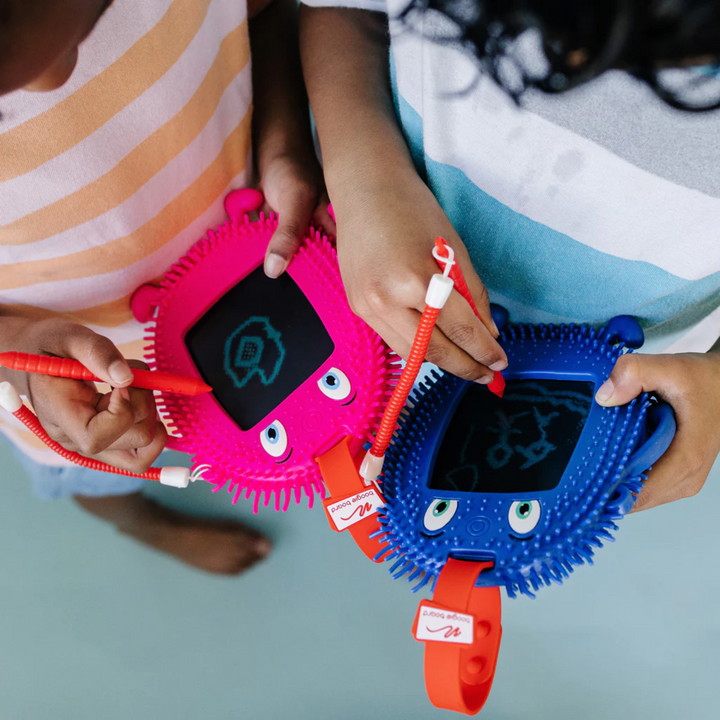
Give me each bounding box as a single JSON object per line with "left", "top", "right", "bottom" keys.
{"left": 24, "top": 324, "right": 167, "bottom": 473}
{"left": 93, "top": 371, "right": 158, "bottom": 452}
{"left": 595, "top": 353, "right": 693, "bottom": 407}
{"left": 596, "top": 353, "right": 667, "bottom": 406}
{"left": 435, "top": 290, "right": 507, "bottom": 371}
{"left": 52, "top": 323, "right": 133, "bottom": 388}
{"left": 92, "top": 420, "right": 168, "bottom": 474}
{"left": 47, "top": 395, "right": 166, "bottom": 473}
{"left": 33, "top": 358, "right": 166, "bottom": 465}
{"left": 263, "top": 182, "right": 317, "bottom": 278}
{"left": 348, "top": 256, "right": 506, "bottom": 378}
{"left": 312, "top": 192, "right": 336, "bottom": 238}
{"left": 631, "top": 443, "right": 713, "bottom": 512}
{"left": 61, "top": 386, "right": 136, "bottom": 456}
{"left": 631, "top": 427, "right": 712, "bottom": 512}
{"left": 370, "top": 309, "right": 497, "bottom": 383}
{"left": 454, "top": 249, "right": 499, "bottom": 338}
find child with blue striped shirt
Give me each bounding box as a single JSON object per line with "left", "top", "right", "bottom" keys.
{"left": 301, "top": 0, "right": 720, "bottom": 512}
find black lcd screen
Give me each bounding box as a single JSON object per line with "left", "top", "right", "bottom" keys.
{"left": 185, "top": 266, "right": 334, "bottom": 430}
{"left": 430, "top": 379, "right": 594, "bottom": 494}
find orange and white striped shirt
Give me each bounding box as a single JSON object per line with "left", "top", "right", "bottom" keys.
{"left": 0, "top": 0, "right": 253, "bottom": 463}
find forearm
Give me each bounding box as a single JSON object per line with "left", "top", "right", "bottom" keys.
{"left": 250, "top": 0, "right": 315, "bottom": 177}
{"left": 299, "top": 6, "right": 419, "bottom": 207}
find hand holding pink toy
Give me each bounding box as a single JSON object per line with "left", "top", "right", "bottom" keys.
{"left": 250, "top": 0, "right": 335, "bottom": 280}
{"left": 258, "top": 152, "right": 335, "bottom": 278}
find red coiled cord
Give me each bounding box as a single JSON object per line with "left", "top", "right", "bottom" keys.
{"left": 13, "top": 404, "right": 162, "bottom": 481}
{"left": 370, "top": 305, "right": 441, "bottom": 459}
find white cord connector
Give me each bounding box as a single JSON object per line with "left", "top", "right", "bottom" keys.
{"left": 360, "top": 451, "right": 385, "bottom": 487}
{"left": 159, "top": 467, "right": 190, "bottom": 488}
{"left": 425, "top": 274, "right": 454, "bottom": 309}
{"left": 0, "top": 382, "right": 23, "bottom": 413}
{"left": 427, "top": 236, "right": 456, "bottom": 310}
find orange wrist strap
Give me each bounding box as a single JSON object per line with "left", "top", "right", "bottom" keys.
{"left": 412, "top": 558, "right": 502, "bottom": 715}
{"left": 316, "top": 436, "right": 387, "bottom": 562}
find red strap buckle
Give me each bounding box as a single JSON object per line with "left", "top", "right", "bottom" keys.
{"left": 412, "top": 559, "right": 502, "bottom": 715}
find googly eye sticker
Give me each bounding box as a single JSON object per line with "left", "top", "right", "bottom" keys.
{"left": 317, "top": 367, "right": 352, "bottom": 401}
{"left": 260, "top": 420, "right": 288, "bottom": 458}
{"left": 508, "top": 500, "right": 541, "bottom": 535}
{"left": 424, "top": 498, "right": 459, "bottom": 532}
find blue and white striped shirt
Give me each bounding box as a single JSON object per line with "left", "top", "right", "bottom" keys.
{"left": 305, "top": 0, "right": 720, "bottom": 353}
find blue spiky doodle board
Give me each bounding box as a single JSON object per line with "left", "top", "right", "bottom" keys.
{"left": 334, "top": 311, "right": 676, "bottom": 715}
{"left": 377, "top": 312, "right": 676, "bottom": 598}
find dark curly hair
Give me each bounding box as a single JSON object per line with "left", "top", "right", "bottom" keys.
{"left": 399, "top": 0, "right": 720, "bottom": 110}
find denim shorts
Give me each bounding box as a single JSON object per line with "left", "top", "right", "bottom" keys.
{"left": 12, "top": 445, "right": 146, "bottom": 500}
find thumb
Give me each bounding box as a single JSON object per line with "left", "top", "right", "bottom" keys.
{"left": 60, "top": 325, "right": 134, "bottom": 388}
{"left": 263, "top": 188, "right": 315, "bottom": 279}
{"left": 595, "top": 353, "right": 670, "bottom": 407}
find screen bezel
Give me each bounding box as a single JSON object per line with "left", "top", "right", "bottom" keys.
{"left": 183, "top": 266, "right": 336, "bottom": 432}
{"left": 420, "top": 369, "right": 603, "bottom": 502}
{"left": 154, "top": 237, "right": 357, "bottom": 436}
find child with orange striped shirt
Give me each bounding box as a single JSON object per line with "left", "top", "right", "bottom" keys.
{"left": 0, "top": 0, "right": 330, "bottom": 573}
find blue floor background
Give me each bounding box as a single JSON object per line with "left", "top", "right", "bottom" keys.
{"left": 0, "top": 443, "right": 718, "bottom": 720}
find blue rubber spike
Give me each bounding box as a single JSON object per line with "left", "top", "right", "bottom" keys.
{"left": 376, "top": 313, "right": 676, "bottom": 599}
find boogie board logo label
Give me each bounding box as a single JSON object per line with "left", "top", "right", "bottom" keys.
{"left": 414, "top": 605, "right": 474, "bottom": 645}
{"left": 224, "top": 316, "right": 285, "bottom": 388}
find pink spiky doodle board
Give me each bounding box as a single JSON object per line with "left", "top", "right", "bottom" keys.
{"left": 131, "top": 190, "right": 396, "bottom": 511}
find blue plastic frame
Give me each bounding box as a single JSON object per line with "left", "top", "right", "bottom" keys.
{"left": 375, "top": 314, "right": 676, "bottom": 598}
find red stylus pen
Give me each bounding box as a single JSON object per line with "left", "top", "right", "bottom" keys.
{"left": 0, "top": 352, "right": 212, "bottom": 396}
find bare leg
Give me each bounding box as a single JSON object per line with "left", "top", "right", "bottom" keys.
{"left": 74, "top": 493, "right": 272, "bottom": 575}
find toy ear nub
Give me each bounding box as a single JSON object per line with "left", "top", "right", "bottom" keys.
{"left": 604, "top": 315, "right": 644, "bottom": 348}
{"left": 224, "top": 188, "right": 264, "bottom": 223}
{"left": 489, "top": 304, "right": 509, "bottom": 332}
{"left": 130, "top": 285, "right": 164, "bottom": 323}
{"left": 605, "top": 483, "right": 636, "bottom": 518}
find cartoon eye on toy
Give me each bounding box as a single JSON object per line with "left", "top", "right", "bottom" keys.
{"left": 423, "top": 499, "right": 458, "bottom": 532}
{"left": 508, "top": 500, "right": 541, "bottom": 536}
{"left": 260, "top": 420, "right": 288, "bottom": 459}
{"left": 317, "top": 368, "right": 352, "bottom": 401}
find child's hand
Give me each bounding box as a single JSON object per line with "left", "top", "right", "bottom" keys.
{"left": 333, "top": 176, "right": 508, "bottom": 382}
{"left": 249, "top": 0, "right": 335, "bottom": 278}
{"left": 258, "top": 150, "right": 335, "bottom": 278}
{"left": 16, "top": 320, "right": 167, "bottom": 473}
{"left": 595, "top": 351, "right": 720, "bottom": 511}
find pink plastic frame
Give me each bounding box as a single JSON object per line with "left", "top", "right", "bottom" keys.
{"left": 132, "top": 190, "right": 396, "bottom": 512}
